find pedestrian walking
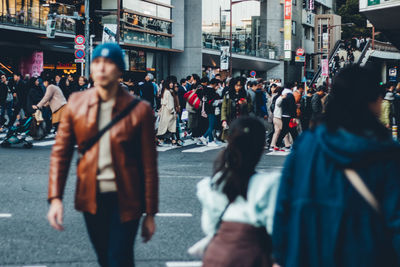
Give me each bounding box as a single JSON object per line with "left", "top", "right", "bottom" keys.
{"left": 77, "top": 76, "right": 88, "bottom": 91}
{"left": 299, "top": 89, "right": 314, "bottom": 131}
{"left": 32, "top": 77, "right": 67, "bottom": 133}
{"left": 0, "top": 74, "right": 13, "bottom": 127}
{"left": 221, "top": 77, "right": 252, "bottom": 140}
{"left": 275, "top": 84, "right": 297, "bottom": 150}
{"left": 47, "top": 43, "right": 158, "bottom": 267}
{"left": 272, "top": 65, "right": 400, "bottom": 267}
{"left": 140, "top": 73, "right": 156, "bottom": 109}
{"left": 156, "top": 78, "right": 177, "bottom": 145}
{"left": 196, "top": 116, "right": 279, "bottom": 267}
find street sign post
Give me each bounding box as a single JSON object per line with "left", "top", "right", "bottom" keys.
{"left": 250, "top": 70, "right": 256, "bottom": 77}
{"left": 295, "top": 56, "right": 305, "bottom": 62}
{"left": 75, "top": 49, "right": 85, "bottom": 59}
{"left": 75, "top": 59, "right": 86, "bottom": 63}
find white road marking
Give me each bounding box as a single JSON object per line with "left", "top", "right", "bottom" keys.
{"left": 23, "top": 265, "right": 47, "bottom": 267}
{"left": 267, "top": 151, "right": 290, "bottom": 156}
{"left": 0, "top": 213, "right": 12, "bottom": 218}
{"left": 182, "top": 143, "right": 225, "bottom": 153}
{"left": 161, "top": 175, "right": 206, "bottom": 179}
{"left": 166, "top": 262, "right": 202, "bottom": 267}
{"left": 34, "top": 140, "right": 56, "bottom": 147}
{"left": 157, "top": 139, "right": 196, "bottom": 152}
{"left": 156, "top": 213, "right": 193, "bottom": 217}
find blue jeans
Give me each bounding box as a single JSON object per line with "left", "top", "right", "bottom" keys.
{"left": 84, "top": 193, "right": 140, "bottom": 267}
{"left": 203, "top": 114, "right": 216, "bottom": 142}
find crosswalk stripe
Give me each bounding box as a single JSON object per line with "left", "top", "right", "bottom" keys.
{"left": 267, "top": 151, "right": 290, "bottom": 156}
{"left": 0, "top": 213, "right": 12, "bottom": 218}
{"left": 182, "top": 143, "right": 226, "bottom": 153}
{"left": 166, "top": 262, "right": 202, "bottom": 267}
{"left": 157, "top": 139, "right": 196, "bottom": 152}
{"left": 34, "top": 140, "right": 56, "bottom": 147}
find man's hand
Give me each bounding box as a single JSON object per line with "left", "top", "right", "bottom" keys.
{"left": 141, "top": 215, "right": 156, "bottom": 243}
{"left": 47, "top": 198, "right": 64, "bottom": 231}
{"left": 32, "top": 105, "right": 38, "bottom": 110}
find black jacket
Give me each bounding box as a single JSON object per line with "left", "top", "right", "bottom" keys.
{"left": 0, "top": 82, "right": 7, "bottom": 105}
{"left": 14, "top": 80, "right": 28, "bottom": 109}
{"left": 281, "top": 93, "right": 296, "bottom": 118}
{"left": 311, "top": 93, "right": 323, "bottom": 117}
{"left": 203, "top": 86, "right": 220, "bottom": 115}
{"left": 140, "top": 81, "right": 155, "bottom": 107}
{"left": 300, "top": 95, "right": 313, "bottom": 119}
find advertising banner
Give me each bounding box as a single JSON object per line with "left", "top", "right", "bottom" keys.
{"left": 321, "top": 59, "right": 329, "bottom": 77}
{"left": 284, "top": 0, "right": 292, "bottom": 61}
{"left": 220, "top": 46, "right": 229, "bottom": 70}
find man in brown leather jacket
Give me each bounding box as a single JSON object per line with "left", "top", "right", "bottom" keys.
{"left": 47, "top": 43, "right": 158, "bottom": 267}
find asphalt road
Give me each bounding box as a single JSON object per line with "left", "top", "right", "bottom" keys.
{"left": 0, "top": 138, "right": 287, "bottom": 267}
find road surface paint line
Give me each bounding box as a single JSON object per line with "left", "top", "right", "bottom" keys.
{"left": 34, "top": 140, "right": 56, "bottom": 147}
{"left": 161, "top": 175, "right": 205, "bottom": 179}
{"left": 0, "top": 213, "right": 12, "bottom": 218}
{"left": 157, "top": 139, "right": 196, "bottom": 152}
{"left": 23, "top": 265, "right": 47, "bottom": 267}
{"left": 166, "top": 262, "right": 202, "bottom": 267}
{"left": 267, "top": 151, "right": 290, "bottom": 156}
{"left": 182, "top": 144, "right": 224, "bottom": 153}
{"left": 156, "top": 213, "right": 193, "bottom": 217}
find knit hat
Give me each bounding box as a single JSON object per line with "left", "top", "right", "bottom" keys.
{"left": 91, "top": 43, "right": 125, "bottom": 71}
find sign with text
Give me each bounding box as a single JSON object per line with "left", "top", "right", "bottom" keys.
{"left": 220, "top": 46, "right": 229, "bottom": 70}
{"left": 321, "top": 59, "right": 329, "bottom": 77}
{"left": 295, "top": 56, "right": 305, "bottom": 62}
{"left": 75, "top": 35, "right": 85, "bottom": 45}
{"left": 284, "top": 0, "right": 292, "bottom": 61}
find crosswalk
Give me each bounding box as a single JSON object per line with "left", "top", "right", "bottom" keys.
{"left": 0, "top": 133, "right": 290, "bottom": 156}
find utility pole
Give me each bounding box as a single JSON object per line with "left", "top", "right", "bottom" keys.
{"left": 84, "top": 0, "right": 90, "bottom": 78}
{"left": 229, "top": 0, "right": 233, "bottom": 77}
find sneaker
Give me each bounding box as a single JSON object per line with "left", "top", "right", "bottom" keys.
{"left": 269, "top": 147, "right": 274, "bottom": 152}
{"left": 199, "top": 136, "right": 208, "bottom": 145}
{"left": 207, "top": 141, "right": 220, "bottom": 147}
{"left": 283, "top": 146, "right": 292, "bottom": 152}
{"left": 273, "top": 147, "right": 285, "bottom": 152}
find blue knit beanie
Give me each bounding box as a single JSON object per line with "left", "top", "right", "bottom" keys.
{"left": 91, "top": 43, "right": 126, "bottom": 71}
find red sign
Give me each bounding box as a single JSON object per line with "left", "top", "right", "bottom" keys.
{"left": 250, "top": 70, "right": 256, "bottom": 77}
{"left": 284, "top": 0, "right": 292, "bottom": 20}
{"left": 296, "top": 48, "right": 305, "bottom": 56}
{"left": 321, "top": 59, "right": 329, "bottom": 77}
{"left": 75, "top": 35, "right": 85, "bottom": 45}
{"left": 75, "top": 49, "right": 85, "bottom": 59}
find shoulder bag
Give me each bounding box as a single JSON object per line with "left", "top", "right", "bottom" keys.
{"left": 77, "top": 98, "right": 141, "bottom": 164}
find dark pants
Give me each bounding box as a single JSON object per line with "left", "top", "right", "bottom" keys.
{"left": 277, "top": 116, "right": 298, "bottom": 148}
{"left": 0, "top": 101, "right": 13, "bottom": 125}
{"left": 84, "top": 193, "right": 140, "bottom": 267}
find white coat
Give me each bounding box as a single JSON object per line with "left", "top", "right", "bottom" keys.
{"left": 157, "top": 89, "right": 176, "bottom": 136}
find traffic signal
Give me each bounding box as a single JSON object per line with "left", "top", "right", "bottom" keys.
{"left": 46, "top": 18, "right": 56, "bottom": 38}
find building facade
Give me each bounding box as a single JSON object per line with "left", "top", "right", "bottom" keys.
{"left": 0, "top": 0, "right": 82, "bottom": 77}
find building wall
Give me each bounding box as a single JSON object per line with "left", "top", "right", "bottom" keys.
{"left": 170, "top": 0, "right": 202, "bottom": 79}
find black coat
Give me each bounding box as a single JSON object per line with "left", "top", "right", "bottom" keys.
{"left": 26, "top": 86, "right": 44, "bottom": 115}
{"left": 14, "top": 80, "right": 28, "bottom": 109}
{"left": 281, "top": 93, "right": 297, "bottom": 118}
{"left": 140, "top": 81, "right": 155, "bottom": 107}
{"left": 0, "top": 82, "right": 7, "bottom": 105}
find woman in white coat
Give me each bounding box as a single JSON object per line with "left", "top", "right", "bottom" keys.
{"left": 157, "top": 79, "right": 176, "bottom": 145}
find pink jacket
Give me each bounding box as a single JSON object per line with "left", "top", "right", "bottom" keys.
{"left": 37, "top": 84, "right": 67, "bottom": 112}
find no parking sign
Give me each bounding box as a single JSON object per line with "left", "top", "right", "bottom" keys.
{"left": 250, "top": 70, "right": 256, "bottom": 77}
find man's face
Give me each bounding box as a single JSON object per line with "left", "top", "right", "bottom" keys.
{"left": 90, "top": 57, "right": 122, "bottom": 89}
{"left": 1, "top": 75, "right": 6, "bottom": 83}
{"left": 55, "top": 75, "right": 61, "bottom": 83}
{"left": 145, "top": 75, "right": 150, "bottom": 82}
{"left": 13, "top": 75, "right": 19, "bottom": 82}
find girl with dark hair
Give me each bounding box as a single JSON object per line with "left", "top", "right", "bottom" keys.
{"left": 26, "top": 77, "right": 44, "bottom": 115}
{"left": 156, "top": 79, "right": 176, "bottom": 145}
{"left": 269, "top": 86, "right": 291, "bottom": 151}
{"left": 220, "top": 77, "right": 252, "bottom": 140}
{"left": 194, "top": 116, "right": 279, "bottom": 267}
{"left": 273, "top": 65, "right": 400, "bottom": 267}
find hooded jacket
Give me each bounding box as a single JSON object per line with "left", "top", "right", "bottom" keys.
{"left": 273, "top": 125, "right": 400, "bottom": 267}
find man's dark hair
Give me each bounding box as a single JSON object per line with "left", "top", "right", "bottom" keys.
{"left": 200, "top": 77, "right": 209, "bottom": 84}
{"left": 186, "top": 76, "right": 192, "bottom": 81}
{"left": 215, "top": 73, "right": 221, "bottom": 78}
{"left": 192, "top": 74, "right": 200, "bottom": 81}
{"left": 317, "top": 85, "right": 325, "bottom": 92}
{"left": 210, "top": 78, "right": 220, "bottom": 85}
{"left": 14, "top": 72, "right": 21, "bottom": 77}
{"left": 180, "top": 78, "right": 187, "bottom": 85}
{"left": 284, "top": 82, "right": 294, "bottom": 89}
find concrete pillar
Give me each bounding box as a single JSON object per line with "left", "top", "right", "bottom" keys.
{"left": 170, "top": 0, "right": 203, "bottom": 79}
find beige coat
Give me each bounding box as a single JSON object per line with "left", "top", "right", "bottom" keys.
{"left": 157, "top": 89, "right": 176, "bottom": 136}
{"left": 37, "top": 84, "right": 67, "bottom": 112}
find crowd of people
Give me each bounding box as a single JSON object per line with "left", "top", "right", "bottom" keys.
{"left": 2, "top": 42, "right": 399, "bottom": 267}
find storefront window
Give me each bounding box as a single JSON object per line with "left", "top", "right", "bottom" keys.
{"left": 0, "top": 1, "right": 75, "bottom": 34}
{"left": 123, "top": 0, "right": 171, "bottom": 20}
{"left": 124, "top": 12, "right": 172, "bottom": 34}
{"left": 129, "top": 50, "right": 146, "bottom": 72}
{"left": 122, "top": 28, "right": 172, "bottom": 49}
{"left": 202, "top": 0, "right": 277, "bottom": 60}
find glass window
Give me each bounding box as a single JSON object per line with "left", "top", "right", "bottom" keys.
{"left": 157, "top": 5, "right": 170, "bottom": 19}
{"left": 156, "top": 0, "right": 171, "bottom": 5}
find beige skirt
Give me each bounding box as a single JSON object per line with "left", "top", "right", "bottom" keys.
{"left": 52, "top": 105, "right": 65, "bottom": 124}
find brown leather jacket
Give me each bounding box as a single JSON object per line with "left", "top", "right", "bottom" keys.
{"left": 48, "top": 87, "right": 158, "bottom": 222}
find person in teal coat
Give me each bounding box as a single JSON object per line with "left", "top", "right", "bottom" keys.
{"left": 272, "top": 65, "right": 400, "bottom": 267}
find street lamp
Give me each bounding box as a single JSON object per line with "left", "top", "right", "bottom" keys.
{"left": 224, "top": 0, "right": 260, "bottom": 77}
